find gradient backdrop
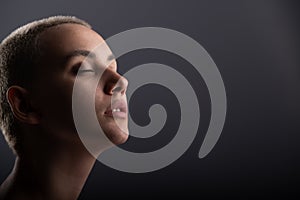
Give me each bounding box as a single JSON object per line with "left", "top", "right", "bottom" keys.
{"left": 0, "top": 0, "right": 299, "bottom": 198}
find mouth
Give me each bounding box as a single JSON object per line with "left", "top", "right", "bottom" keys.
{"left": 104, "top": 100, "right": 128, "bottom": 119}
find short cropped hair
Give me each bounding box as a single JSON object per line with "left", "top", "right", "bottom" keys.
{"left": 0, "top": 16, "right": 91, "bottom": 154}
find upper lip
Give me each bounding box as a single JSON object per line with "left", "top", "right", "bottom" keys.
{"left": 105, "top": 100, "right": 127, "bottom": 114}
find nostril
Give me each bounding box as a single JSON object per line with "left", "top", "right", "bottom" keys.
{"left": 112, "top": 86, "right": 122, "bottom": 93}
{"left": 104, "top": 73, "right": 128, "bottom": 95}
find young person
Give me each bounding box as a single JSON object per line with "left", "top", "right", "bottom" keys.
{"left": 0, "top": 16, "right": 129, "bottom": 200}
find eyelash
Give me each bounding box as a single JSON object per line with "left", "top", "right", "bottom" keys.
{"left": 77, "top": 69, "right": 95, "bottom": 73}
{"left": 71, "top": 62, "right": 116, "bottom": 76}
{"left": 71, "top": 63, "right": 95, "bottom": 75}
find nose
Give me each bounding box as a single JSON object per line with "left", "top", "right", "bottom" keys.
{"left": 104, "top": 69, "right": 128, "bottom": 96}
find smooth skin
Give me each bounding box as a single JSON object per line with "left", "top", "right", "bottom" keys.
{"left": 0, "top": 24, "right": 128, "bottom": 200}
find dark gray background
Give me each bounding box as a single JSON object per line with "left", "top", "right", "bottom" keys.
{"left": 0, "top": 0, "right": 299, "bottom": 198}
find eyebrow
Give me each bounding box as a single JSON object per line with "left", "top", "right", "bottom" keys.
{"left": 65, "top": 49, "right": 115, "bottom": 62}
{"left": 65, "top": 50, "right": 95, "bottom": 60}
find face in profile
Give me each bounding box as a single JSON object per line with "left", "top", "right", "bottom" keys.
{"left": 29, "top": 23, "right": 129, "bottom": 148}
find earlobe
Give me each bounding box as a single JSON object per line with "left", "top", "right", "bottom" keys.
{"left": 6, "top": 86, "right": 40, "bottom": 125}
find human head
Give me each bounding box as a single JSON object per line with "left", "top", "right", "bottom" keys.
{"left": 0, "top": 16, "right": 128, "bottom": 155}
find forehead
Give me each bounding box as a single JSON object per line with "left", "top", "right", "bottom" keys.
{"left": 37, "top": 23, "right": 112, "bottom": 66}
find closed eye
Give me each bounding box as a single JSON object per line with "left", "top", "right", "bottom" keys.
{"left": 71, "top": 62, "right": 96, "bottom": 76}
{"left": 78, "top": 69, "right": 95, "bottom": 73}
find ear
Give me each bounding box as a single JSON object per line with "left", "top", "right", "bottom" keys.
{"left": 6, "top": 86, "right": 40, "bottom": 125}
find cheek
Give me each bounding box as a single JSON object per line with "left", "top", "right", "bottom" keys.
{"left": 95, "top": 87, "right": 108, "bottom": 112}
{"left": 33, "top": 76, "right": 74, "bottom": 125}
{"left": 72, "top": 79, "right": 109, "bottom": 121}
{"left": 48, "top": 81, "right": 73, "bottom": 109}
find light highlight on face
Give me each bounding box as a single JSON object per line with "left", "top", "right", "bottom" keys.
{"left": 30, "top": 24, "right": 129, "bottom": 147}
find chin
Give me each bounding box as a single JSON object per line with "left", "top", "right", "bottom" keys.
{"left": 103, "top": 124, "right": 129, "bottom": 145}
{"left": 112, "top": 130, "right": 129, "bottom": 145}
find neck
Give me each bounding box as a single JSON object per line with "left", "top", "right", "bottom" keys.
{"left": 1, "top": 133, "right": 99, "bottom": 200}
